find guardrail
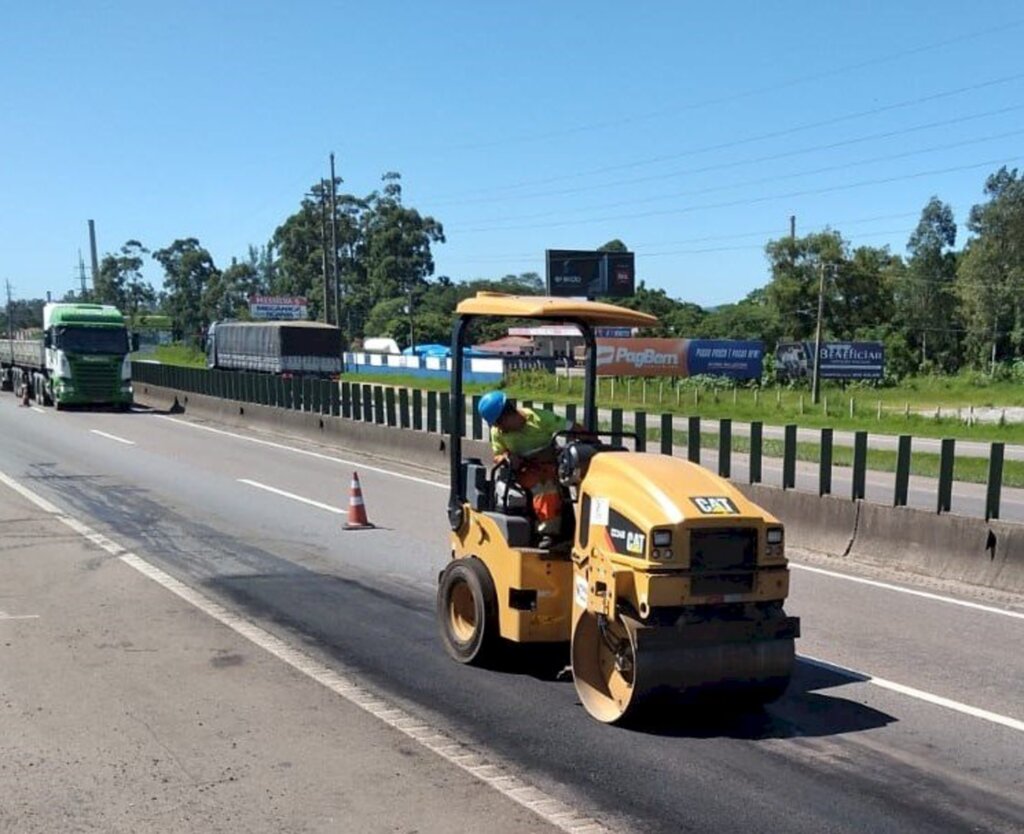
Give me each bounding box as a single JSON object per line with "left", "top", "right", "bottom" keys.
{"left": 131, "top": 362, "right": 1009, "bottom": 521}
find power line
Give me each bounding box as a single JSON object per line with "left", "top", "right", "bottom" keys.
{"left": 448, "top": 20, "right": 1023, "bottom": 151}
{"left": 452, "top": 157, "right": 1022, "bottom": 234}
{"left": 453, "top": 129, "right": 1024, "bottom": 227}
{"left": 432, "top": 104, "right": 1024, "bottom": 208}
{"left": 435, "top": 71, "right": 1024, "bottom": 200}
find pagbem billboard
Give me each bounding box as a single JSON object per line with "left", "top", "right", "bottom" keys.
{"left": 596, "top": 339, "right": 763, "bottom": 378}
{"left": 546, "top": 250, "right": 635, "bottom": 298}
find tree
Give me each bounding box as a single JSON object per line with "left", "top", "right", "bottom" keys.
{"left": 153, "top": 238, "right": 220, "bottom": 343}
{"left": 895, "top": 198, "right": 959, "bottom": 371}
{"left": 764, "top": 231, "right": 845, "bottom": 341}
{"left": 96, "top": 240, "right": 155, "bottom": 317}
{"left": 957, "top": 167, "right": 1024, "bottom": 367}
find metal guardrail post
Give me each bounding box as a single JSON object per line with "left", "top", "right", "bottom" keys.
{"left": 611, "top": 408, "right": 623, "bottom": 445}
{"left": 852, "top": 431, "right": 867, "bottom": 500}
{"left": 819, "top": 428, "right": 833, "bottom": 496}
{"left": 412, "top": 388, "right": 423, "bottom": 431}
{"left": 687, "top": 416, "right": 700, "bottom": 464}
{"left": 471, "top": 395, "right": 483, "bottom": 440}
{"left": 749, "top": 421, "right": 763, "bottom": 483}
{"left": 783, "top": 424, "right": 797, "bottom": 489}
{"left": 661, "top": 413, "right": 673, "bottom": 456}
{"left": 362, "top": 385, "right": 373, "bottom": 422}
{"left": 543, "top": 401, "right": 554, "bottom": 412}
{"left": 635, "top": 411, "right": 646, "bottom": 452}
{"left": 351, "top": 382, "right": 362, "bottom": 420}
{"left": 937, "top": 438, "right": 955, "bottom": 514}
{"left": 373, "top": 386, "right": 385, "bottom": 424}
{"left": 440, "top": 392, "right": 452, "bottom": 434}
{"left": 320, "top": 379, "right": 330, "bottom": 414}
{"left": 341, "top": 382, "right": 351, "bottom": 419}
{"left": 427, "top": 390, "right": 437, "bottom": 432}
{"left": 986, "top": 442, "right": 1004, "bottom": 521}
{"left": 399, "top": 388, "right": 410, "bottom": 428}
{"left": 385, "top": 388, "right": 396, "bottom": 426}
{"left": 719, "top": 418, "right": 731, "bottom": 478}
{"left": 330, "top": 381, "right": 340, "bottom": 416}
{"left": 565, "top": 402, "right": 577, "bottom": 425}
{"left": 894, "top": 435, "right": 911, "bottom": 507}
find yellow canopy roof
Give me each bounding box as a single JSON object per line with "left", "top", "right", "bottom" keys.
{"left": 455, "top": 292, "right": 658, "bottom": 328}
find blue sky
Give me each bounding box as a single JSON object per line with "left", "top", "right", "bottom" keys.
{"left": 2, "top": 1, "right": 1022, "bottom": 307}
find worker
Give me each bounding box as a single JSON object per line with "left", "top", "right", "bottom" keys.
{"left": 478, "top": 391, "right": 574, "bottom": 549}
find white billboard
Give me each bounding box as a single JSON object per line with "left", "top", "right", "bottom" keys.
{"left": 248, "top": 295, "right": 308, "bottom": 320}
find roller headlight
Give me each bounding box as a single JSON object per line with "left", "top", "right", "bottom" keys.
{"left": 766, "top": 527, "right": 784, "bottom": 545}
{"left": 653, "top": 530, "right": 672, "bottom": 547}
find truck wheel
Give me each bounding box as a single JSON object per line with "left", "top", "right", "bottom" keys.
{"left": 437, "top": 558, "right": 499, "bottom": 666}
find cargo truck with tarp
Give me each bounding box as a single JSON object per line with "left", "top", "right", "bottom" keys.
{"left": 205, "top": 320, "right": 343, "bottom": 376}
{"left": 0, "top": 303, "right": 136, "bottom": 409}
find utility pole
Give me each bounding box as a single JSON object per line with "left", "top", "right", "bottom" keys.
{"left": 408, "top": 285, "right": 415, "bottom": 352}
{"left": 811, "top": 262, "right": 835, "bottom": 405}
{"left": 87, "top": 220, "right": 100, "bottom": 292}
{"left": 789, "top": 215, "right": 796, "bottom": 240}
{"left": 329, "top": 153, "right": 340, "bottom": 336}
{"left": 318, "top": 180, "right": 329, "bottom": 324}
{"left": 5, "top": 279, "right": 13, "bottom": 347}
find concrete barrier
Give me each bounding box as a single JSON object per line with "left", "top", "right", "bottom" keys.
{"left": 136, "top": 383, "right": 1024, "bottom": 594}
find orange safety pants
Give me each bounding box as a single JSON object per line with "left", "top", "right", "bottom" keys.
{"left": 516, "top": 460, "right": 562, "bottom": 534}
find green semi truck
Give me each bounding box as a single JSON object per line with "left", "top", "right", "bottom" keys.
{"left": 0, "top": 303, "right": 137, "bottom": 409}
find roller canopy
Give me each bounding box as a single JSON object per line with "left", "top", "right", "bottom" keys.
{"left": 454, "top": 292, "right": 658, "bottom": 328}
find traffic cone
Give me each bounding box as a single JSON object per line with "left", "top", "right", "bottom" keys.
{"left": 344, "top": 472, "right": 375, "bottom": 530}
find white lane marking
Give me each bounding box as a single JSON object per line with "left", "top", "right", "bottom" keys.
{"left": 30, "top": 406, "right": 46, "bottom": 414}
{"left": 90, "top": 429, "right": 136, "bottom": 445}
{"left": 158, "top": 416, "right": 1023, "bottom": 618}
{"left": 239, "top": 479, "right": 344, "bottom": 515}
{"left": 0, "top": 611, "right": 40, "bottom": 620}
{"left": 800, "top": 654, "right": 1024, "bottom": 733}
{"left": 157, "top": 416, "right": 446, "bottom": 490}
{"left": 0, "top": 467, "right": 613, "bottom": 834}
{"left": 791, "top": 563, "right": 1024, "bottom": 621}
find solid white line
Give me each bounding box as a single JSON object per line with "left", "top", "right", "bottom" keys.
{"left": 0, "top": 466, "right": 612, "bottom": 834}
{"left": 0, "top": 612, "right": 40, "bottom": 620}
{"left": 156, "top": 415, "right": 446, "bottom": 490}
{"left": 90, "top": 429, "right": 136, "bottom": 446}
{"left": 239, "top": 478, "right": 344, "bottom": 515}
{"left": 800, "top": 654, "right": 1024, "bottom": 733}
{"left": 791, "top": 563, "right": 1024, "bottom": 621}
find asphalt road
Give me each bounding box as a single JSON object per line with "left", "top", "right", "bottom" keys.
{"left": 1, "top": 394, "right": 1022, "bottom": 833}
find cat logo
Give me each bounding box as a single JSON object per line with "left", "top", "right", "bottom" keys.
{"left": 691, "top": 496, "right": 740, "bottom": 515}
{"left": 626, "top": 532, "right": 646, "bottom": 554}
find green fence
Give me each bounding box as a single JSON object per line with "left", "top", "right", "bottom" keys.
{"left": 131, "top": 362, "right": 1000, "bottom": 518}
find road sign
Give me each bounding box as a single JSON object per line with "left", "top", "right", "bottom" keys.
{"left": 545, "top": 250, "right": 635, "bottom": 298}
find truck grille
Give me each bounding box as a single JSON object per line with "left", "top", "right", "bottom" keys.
{"left": 689, "top": 528, "right": 757, "bottom": 595}
{"left": 70, "top": 359, "right": 119, "bottom": 398}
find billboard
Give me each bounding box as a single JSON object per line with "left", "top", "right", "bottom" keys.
{"left": 595, "top": 338, "right": 763, "bottom": 379}
{"left": 545, "top": 250, "right": 635, "bottom": 298}
{"left": 249, "top": 295, "right": 308, "bottom": 320}
{"left": 776, "top": 341, "right": 884, "bottom": 380}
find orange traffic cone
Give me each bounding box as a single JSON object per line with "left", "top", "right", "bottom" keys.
{"left": 344, "top": 472, "right": 375, "bottom": 530}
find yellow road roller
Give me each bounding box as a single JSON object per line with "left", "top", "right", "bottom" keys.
{"left": 438, "top": 293, "right": 799, "bottom": 723}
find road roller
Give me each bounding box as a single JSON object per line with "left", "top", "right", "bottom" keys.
{"left": 438, "top": 292, "right": 799, "bottom": 723}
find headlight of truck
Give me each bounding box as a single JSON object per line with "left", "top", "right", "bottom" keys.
{"left": 121, "top": 355, "right": 132, "bottom": 381}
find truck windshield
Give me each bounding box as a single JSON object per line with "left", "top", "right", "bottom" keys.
{"left": 55, "top": 326, "right": 129, "bottom": 355}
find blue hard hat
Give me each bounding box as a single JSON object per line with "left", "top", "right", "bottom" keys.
{"left": 478, "top": 391, "right": 507, "bottom": 424}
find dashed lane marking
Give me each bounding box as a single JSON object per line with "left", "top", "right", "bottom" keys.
{"left": 239, "top": 478, "right": 344, "bottom": 515}
{"left": 0, "top": 466, "right": 617, "bottom": 834}
{"left": 90, "top": 429, "right": 135, "bottom": 445}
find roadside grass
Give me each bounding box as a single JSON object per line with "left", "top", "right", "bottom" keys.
{"left": 342, "top": 370, "right": 1024, "bottom": 444}
{"left": 148, "top": 344, "right": 207, "bottom": 367}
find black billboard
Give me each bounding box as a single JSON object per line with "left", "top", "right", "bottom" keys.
{"left": 545, "top": 250, "right": 635, "bottom": 298}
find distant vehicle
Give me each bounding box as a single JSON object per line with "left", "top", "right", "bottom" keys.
{"left": 0, "top": 302, "right": 136, "bottom": 409}
{"left": 205, "top": 320, "right": 342, "bottom": 377}
{"left": 362, "top": 337, "right": 401, "bottom": 355}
